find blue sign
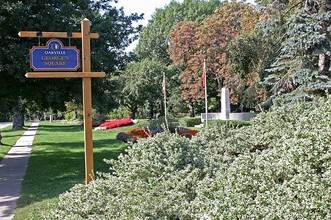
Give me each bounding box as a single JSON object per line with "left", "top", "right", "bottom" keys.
{"left": 30, "top": 39, "right": 80, "bottom": 71}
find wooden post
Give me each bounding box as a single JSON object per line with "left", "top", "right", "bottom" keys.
{"left": 19, "top": 18, "right": 104, "bottom": 184}
{"left": 81, "top": 18, "right": 94, "bottom": 184}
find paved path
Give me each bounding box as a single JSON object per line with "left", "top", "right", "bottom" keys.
{"left": 0, "top": 123, "right": 11, "bottom": 130}
{"left": 0, "top": 122, "right": 39, "bottom": 220}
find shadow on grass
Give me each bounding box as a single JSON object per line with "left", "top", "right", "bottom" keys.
{"left": 15, "top": 122, "right": 130, "bottom": 210}
{"left": 38, "top": 124, "right": 83, "bottom": 133}
{"left": 1, "top": 129, "right": 26, "bottom": 134}
{"left": 1, "top": 134, "right": 25, "bottom": 138}
{"left": 16, "top": 146, "right": 127, "bottom": 209}
{"left": 35, "top": 138, "right": 122, "bottom": 149}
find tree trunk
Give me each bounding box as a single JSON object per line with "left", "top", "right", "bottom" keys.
{"left": 216, "top": 99, "right": 221, "bottom": 112}
{"left": 13, "top": 111, "right": 24, "bottom": 129}
{"left": 188, "top": 100, "right": 195, "bottom": 117}
{"left": 12, "top": 97, "right": 25, "bottom": 129}
{"left": 318, "top": 2, "right": 331, "bottom": 74}
{"left": 319, "top": 53, "right": 330, "bottom": 74}
{"left": 130, "top": 111, "right": 136, "bottom": 119}
{"left": 129, "top": 105, "right": 138, "bottom": 119}
{"left": 216, "top": 78, "right": 223, "bottom": 112}
{"left": 149, "top": 101, "right": 155, "bottom": 119}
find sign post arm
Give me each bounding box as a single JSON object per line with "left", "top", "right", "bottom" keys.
{"left": 25, "top": 72, "right": 105, "bottom": 78}
{"left": 81, "top": 18, "right": 94, "bottom": 184}
{"left": 18, "top": 31, "right": 99, "bottom": 39}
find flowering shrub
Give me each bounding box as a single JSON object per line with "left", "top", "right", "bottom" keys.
{"left": 179, "top": 117, "right": 202, "bottom": 127}
{"left": 47, "top": 98, "right": 331, "bottom": 219}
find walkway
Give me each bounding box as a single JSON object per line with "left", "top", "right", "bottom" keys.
{"left": 0, "top": 123, "right": 11, "bottom": 130}
{"left": 0, "top": 122, "right": 39, "bottom": 220}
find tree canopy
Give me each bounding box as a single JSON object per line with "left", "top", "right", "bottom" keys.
{"left": 135, "top": 0, "right": 221, "bottom": 63}
{"left": 0, "top": 0, "right": 142, "bottom": 125}
{"left": 2, "top": 0, "right": 331, "bottom": 121}
{"left": 169, "top": 2, "right": 261, "bottom": 110}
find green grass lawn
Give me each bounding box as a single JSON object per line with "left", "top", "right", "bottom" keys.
{"left": 14, "top": 122, "right": 132, "bottom": 220}
{"left": 0, "top": 124, "right": 29, "bottom": 161}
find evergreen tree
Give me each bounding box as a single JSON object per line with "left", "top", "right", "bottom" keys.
{"left": 263, "top": 9, "right": 331, "bottom": 103}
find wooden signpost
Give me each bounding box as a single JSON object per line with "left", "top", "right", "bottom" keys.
{"left": 19, "top": 18, "right": 105, "bottom": 184}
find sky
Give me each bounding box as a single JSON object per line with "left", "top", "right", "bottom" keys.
{"left": 115, "top": 0, "right": 183, "bottom": 26}
{"left": 113, "top": 0, "right": 184, "bottom": 51}
{"left": 113, "top": 0, "right": 255, "bottom": 51}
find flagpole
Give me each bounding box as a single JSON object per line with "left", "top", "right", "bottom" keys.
{"left": 163, "top": 72, "right": 169, "bottom": 130}
{"left": 204, "top": 59, "right": 208, "bottom": 128}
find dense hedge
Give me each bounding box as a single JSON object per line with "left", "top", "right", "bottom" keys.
{"left": 47, "top": 98, "right": 331, "bottom": 219}
{"left": 208, "top": 119, "right": 251, "bottom": 128}
{"left": 179, "top": 117, "right": 202, "bottom": 127}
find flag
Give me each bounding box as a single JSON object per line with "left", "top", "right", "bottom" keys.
{"left": 162, "top": 72, "right": 166, "bottom": 95}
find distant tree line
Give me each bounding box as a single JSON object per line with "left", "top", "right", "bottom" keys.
{"left": 117, "top": 0, "right": 331, "bottom": 118}
{"left": 1, "top": 0, "right": 330, "bottom": 125}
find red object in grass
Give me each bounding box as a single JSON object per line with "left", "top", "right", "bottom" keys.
{"left": 127, "top": 128, "right": 150, "bottom": 138}
{"left": 99, "top": 118, "right": 134, "bottom": 130}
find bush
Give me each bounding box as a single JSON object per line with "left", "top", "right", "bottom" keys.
{"left": 64, "top": 112, "right": 75, "bottom": 121}
{"left": 208, "top": 119, "right": 251, "bottom": 128}
{"left": 47, "top": 97, "right": 331, "bottom": 219}
{"left": 179, "top": 117, "right": 202, "bottom": 127}
{"left": 140, "top": 116, "right": 179, "bottom": 130}
{"left": 107, "top": 107, "right": 131, "bottom": 119}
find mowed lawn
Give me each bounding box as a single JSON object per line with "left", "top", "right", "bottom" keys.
{"left": 14, "top": 122, "right": 131, "bottom": 220}
{"left": 0, "top": 125, "right": 29, "bottom": 161}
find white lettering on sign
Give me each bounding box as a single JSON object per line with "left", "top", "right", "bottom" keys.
{"left": 44, "top": 50, "right": 66, "bottom": 55}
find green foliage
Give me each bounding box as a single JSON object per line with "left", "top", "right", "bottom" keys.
{"left": 263, "top": 10, "right": 331, "bottom": 103}
{"left": 139, "top": 116, "right": 179, "bottom": 130}
{"left": 0, "top": 112, "right": 10, "bottom": 122}
{"left": 165, "top": 64, "right": 185, "bottom": 116}
{"left": 208, "top": 119, "right": 251, "bottom": 128}
{"left": 132, "top": 0, "right": 221, "bottom": 117}
{"left": 0, "top": 0, "right": 142, "bottom": 118}
{"left": 227, "top": 32, "right": 268, "bottom": 108}
{"left": 117, "top": 58, "right": 169, "bottom": 118}
{"left": 64, "top": 112, "right": 75, "bottom": 121}
{"left": 136, "top": 0, "right": 221, "bottom": 63}
{"left": 107, "top": 107, "right": 131, "bottom": 119}
{"left": 178, "top": 117, "right": 201, "bottom": 127}
{"left": 48, "top": 95, "right": 331, "bottom": 219}
{"left": 64, "top": 101, "right": 83, "bottom": 121}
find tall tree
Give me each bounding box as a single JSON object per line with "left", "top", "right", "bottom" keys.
{"left": 169, "top": 2, "right": 261, "bottom": 111}
{"left": 0, "top": 0, "right": 142, "bottom": 128}
{"left": 261, "top": 0, "right": 331, "bottom": 104}
{"left": 135, "top": 0, "right": 221, "bottom": 64}
{"left": 168, "top": 21, "right": 202, "bottom": 116}
{"left": 118, "top": 58, "right": 168, "bottom": 119}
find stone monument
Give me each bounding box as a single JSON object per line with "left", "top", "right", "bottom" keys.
{"left": 221, "top": 87, "right": 230, "bottom": 120}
